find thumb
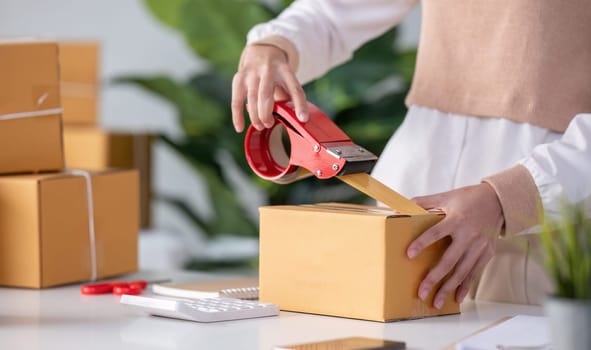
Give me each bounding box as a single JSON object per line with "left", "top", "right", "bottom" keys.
{"left": 412, "top": 193, "right": 446, "bottom": 210}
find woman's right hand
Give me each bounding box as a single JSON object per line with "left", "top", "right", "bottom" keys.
{"left": 231, "top": 44, "right": 309, "bottom": 133}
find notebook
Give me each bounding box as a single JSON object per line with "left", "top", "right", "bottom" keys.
{"left": 274, "top": 337, "right": 406, "bottom": 350}
{"left": 151, "top": 277, "right": 259, "bottom": 300}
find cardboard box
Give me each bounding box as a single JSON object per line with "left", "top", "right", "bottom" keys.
{"left": 0, "top": 169, "right": 139, "bottom": 288}
{"left": 63, "top": 126, "right": 153, "bottom": 228}
{"left": 58, "top": 42, "right": 100, "bottom": 124}
{"left": 259, "top": 203, "right": 460, "bottom": 322}
{"left": 0, "top": 40, "right": 64, "bottom": 174}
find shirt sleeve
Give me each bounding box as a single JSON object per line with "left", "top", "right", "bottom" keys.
{"left": 246, "top": 0, "right": 419, "bottom": 84}
{"left": 521, "top": 113, "right": 591, "bottom": 219}
{"left": 483, "top": 113, "right": 591, "bottom": 236}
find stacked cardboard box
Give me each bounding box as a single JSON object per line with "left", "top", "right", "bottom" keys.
{"left": 0, "top": 41, "right": 64, "bottom": 174}
{"left": 59, "top": 42, "right": 153, "bottom": 227}
{"left": 0, "top": 40, "right": 139, "bottom": 288}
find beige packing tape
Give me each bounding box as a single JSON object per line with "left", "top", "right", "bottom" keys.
{"left": 338, "top": 173, "right": 427, "bottom": 215}
{"left": 0, "top": 107, "right": 63, "bottom": 120}
{"left": 68, "top": 169, "right": 98, "bottom": 282}
{"left": 60, "top": 82, "right": 98, "bottom": 98}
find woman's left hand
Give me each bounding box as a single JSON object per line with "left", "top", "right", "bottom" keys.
{"left": 407, "top": 182, "right": 504, "bottom": 309}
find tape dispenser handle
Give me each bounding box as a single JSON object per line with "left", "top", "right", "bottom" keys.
{"left": 244, "top": 101, "right": 350, "bottom": 184}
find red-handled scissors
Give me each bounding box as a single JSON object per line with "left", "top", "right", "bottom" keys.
{"left": 80, "top": 279, "right": 169, "bottom": 296}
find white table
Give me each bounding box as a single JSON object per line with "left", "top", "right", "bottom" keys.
{"left": 0, "top": 270, "right": 545, "bottom": 350}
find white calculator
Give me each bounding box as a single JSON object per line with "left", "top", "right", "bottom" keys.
{"left": 120, "top": 295, "right": 280, "bottom": 323}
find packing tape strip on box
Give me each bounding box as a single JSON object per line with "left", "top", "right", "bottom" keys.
{"left": 337, "top": 173, "right": 427, "bottom": 215}
{"left": 61, "top": 82, "right": 98, "bottom": 98}
{"left": 0, "top": 107, "right": 63, "bottom": 121}
{"left": 68, "top": 169, "right": 98, "bottom": 282}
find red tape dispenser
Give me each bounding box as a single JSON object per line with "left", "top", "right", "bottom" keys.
{"left": 244, "top": 101, "right": 378, "bottom": 184}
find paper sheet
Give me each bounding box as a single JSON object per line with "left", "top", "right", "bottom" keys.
{"left": 457, "top": 315, "right": 550, "bottom": 350}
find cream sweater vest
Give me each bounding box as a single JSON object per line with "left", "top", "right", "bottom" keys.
{"left": 407, "top": 0, "right": 591, "bottom": 132}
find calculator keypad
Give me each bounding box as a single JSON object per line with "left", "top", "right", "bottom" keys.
{"left": 120, "top": 295, "right": 279, "bottom": 323}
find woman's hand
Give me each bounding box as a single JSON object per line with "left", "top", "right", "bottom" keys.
{"left": 231, "top": 44, "right": 309, "bottom": 133}
{"left": 407, "top": 183, "right": 504, "bottom": 308}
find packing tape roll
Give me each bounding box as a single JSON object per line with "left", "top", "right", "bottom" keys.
{"left": 338, "top": 173, "right": 427, "bottom": 215}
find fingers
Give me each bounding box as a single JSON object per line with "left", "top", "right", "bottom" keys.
{"left": 407, "top": 220, "right": 451, "bottom": 258}
{"left": 279, "top": 67, "right": 309, "bottom": 122}
{"left": 231, "top": 73, "right": 247, "bottom": 133}
{"left": 231, "top": 44, "right": 308, "bottom": 133}
{"left": 273, "top": 85, "right": 290, "bottom": 101}
{"left": 455, "top": 242, "right": 494, "bottom": 303}
{"left": 258, "top": 72, "right": 275, "bottom": 128}
{"left": 245, "top": 70, "right": 307, "bottom": 129}
{"left": 431, "top": 239, "right": 487, "bottom": 309}
{"left": 417, "top": 239, "right": 464, "bottom": 303}
{"left": 417, "top": 234, "right": 495, "bottom": 309}
{"left": 412, "top": 193, "right": 445, "bottom": 210}
{"left": 247, "top": 76, "right": 263, "bottom": 130}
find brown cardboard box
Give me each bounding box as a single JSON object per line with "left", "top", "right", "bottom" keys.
{"left": 0, "top": 169, "right": 139, "bottom": 288}
{"left": 58, "top": 42, "right": 100, "bottom": 124}
{"left": 63, "top": 126, "right": 153, "bottom": 228}
{"left": 0, "top": 40, "right": 64, "bottom": 174}
{"left": 259, "top": 202, "right": 460, "bottom": 322}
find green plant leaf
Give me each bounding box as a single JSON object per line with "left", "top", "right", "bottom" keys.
{"left": 305, "top": 28, "right": 411, "bottom": 117}
{"left": 397, "top": 49, "right": 418, "bottom": 83}
{"left": 192, "top": 161, "right": 258, "bottom": 237}
{"left": 178, "top": 0, "right": 273, "bottom": 75}
{"left": 185, "top": 256, "right": 258, "bottom": 271}
{"left": 157, "top": 193, "right": 214, "bottom": 234}
{"left": 542, "top": 203, "right": 591, "bottom": 299}
{"left": 335, "top": 91, "right": 407, "bottom": 155}
{"left": 159, "top": 135, "right": 221, "bottom": 177}
{"left": 160, "top": 136, "right": 258, "bottom": 237}
{"left": 144, "top": 0, "right": 185, "bottom": 29}
{"left": 114, "top": 75, "right": 226, "bottom": 136}
{"left": 189, "top": 72, "right": 233, "bottom": 107}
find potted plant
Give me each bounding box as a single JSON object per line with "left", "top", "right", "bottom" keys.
{"left": 541, "top": 203, "right": 591, "bottom": 350}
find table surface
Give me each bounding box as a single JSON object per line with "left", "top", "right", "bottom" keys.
{"left": 0, "top": 270, "right": 545, "bottom": 350}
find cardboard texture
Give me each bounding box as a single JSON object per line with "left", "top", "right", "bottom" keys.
{"left": 259, "top": 202, "right": 460, "bottom": 322}
{"left": 0, "top": 169, "right": 139, "bottom": 288}
{"left": 62, "top": 126, "right": 152, "bottom": 227}
{"left": 58, "top": 41, "right": 100, "bottom": 124}
{"left": 0, "top": 40, "right": 64, "bottom": 174}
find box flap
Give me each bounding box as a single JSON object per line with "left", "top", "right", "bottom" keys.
{"left": 0, "top": 169, "right": 134, "bottom": 184}
{"left": 303, "top": 203, "right": 403, "bottom": 216}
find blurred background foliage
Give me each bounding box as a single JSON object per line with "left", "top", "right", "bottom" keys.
{"left": 116, "top": 0, "right": 416, "bottom": 268}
